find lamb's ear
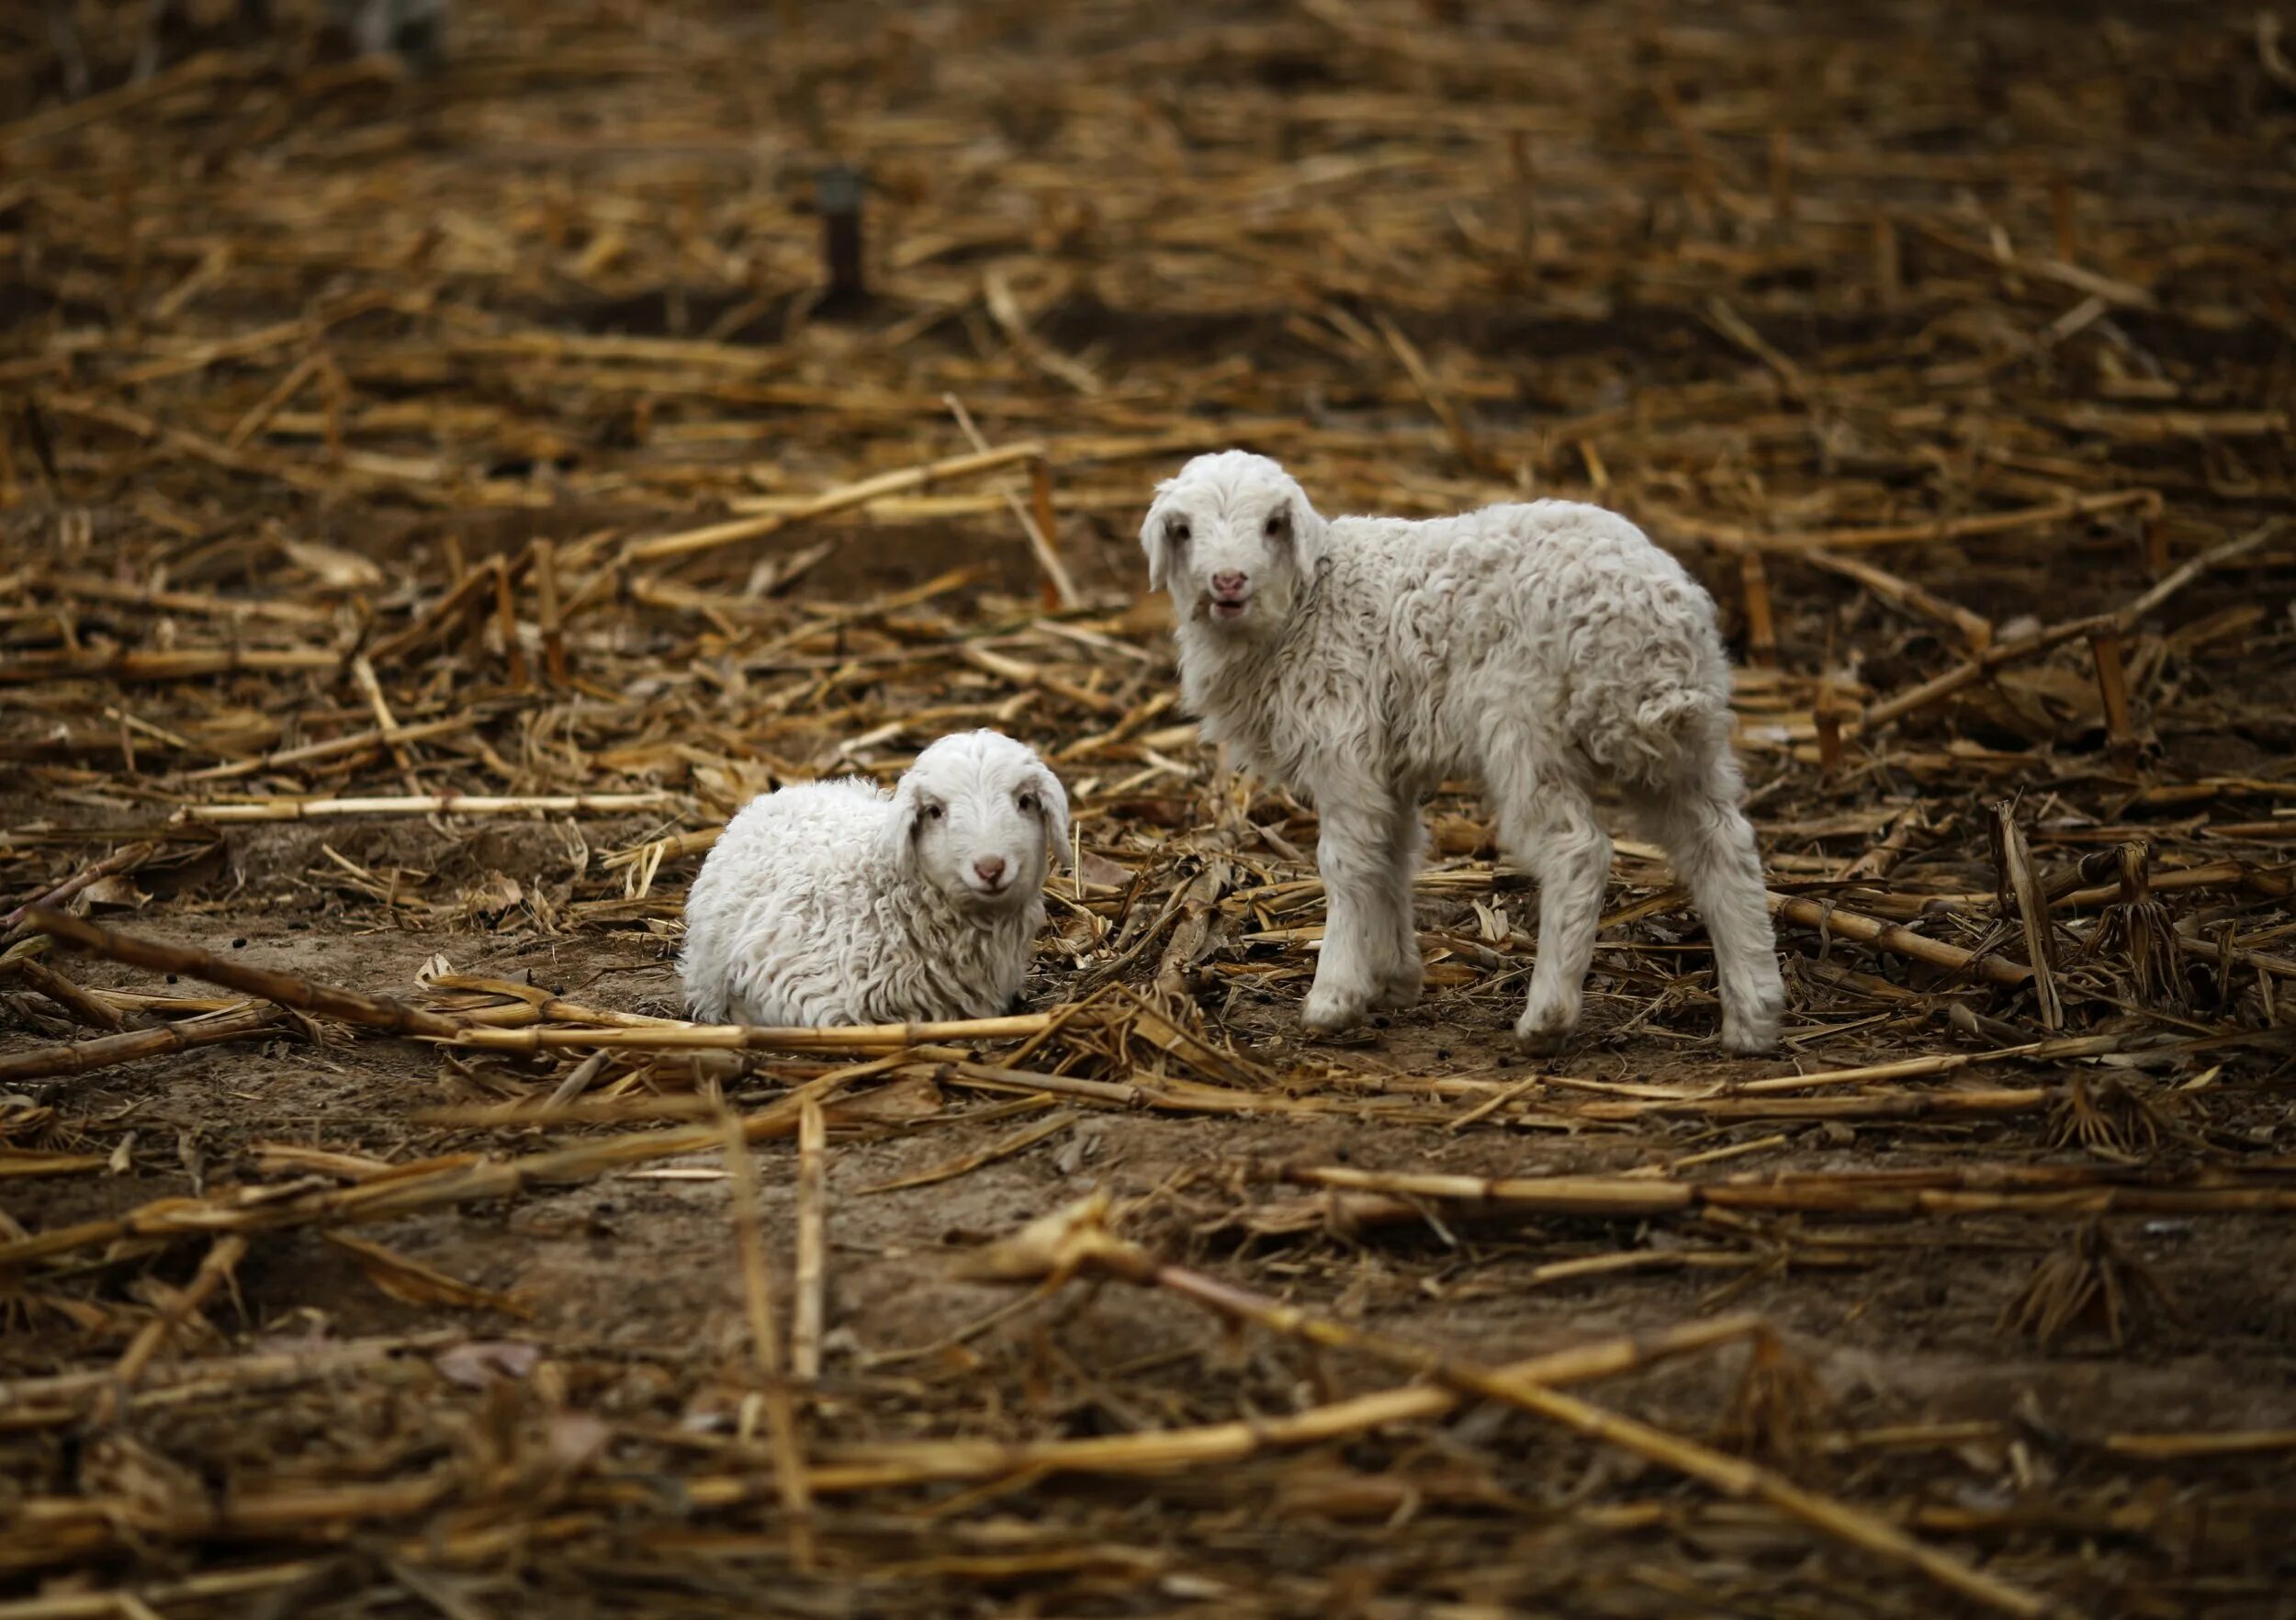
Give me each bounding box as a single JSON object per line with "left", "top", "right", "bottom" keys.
{"left": 1029, "top": 759, "right": 1072, "bottom": 871}
{"left": 1283, "top": 484, "right": 1330, "bottom": 574}
{"left": 881, "top": 776, "right": 923, "bottom": 872}
{"left": 1138, "top": 480, "right": 1179, "bottom": 592}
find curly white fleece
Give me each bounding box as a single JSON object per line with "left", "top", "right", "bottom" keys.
{"left": 1142, "top": 450, "right": 1784, "bottom": 1053}
{"left": 679, "top": 730, "right": 1068, "bottom": 1028}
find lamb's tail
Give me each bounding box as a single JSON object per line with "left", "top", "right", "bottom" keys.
{"left": 1571, "top": 665, "right": 1730, "bottom": 787}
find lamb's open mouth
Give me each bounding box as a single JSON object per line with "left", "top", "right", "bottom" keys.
{"left": 1208, "top": 595, "right": 1250, "bottom": 621}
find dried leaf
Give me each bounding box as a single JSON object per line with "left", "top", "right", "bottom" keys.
{"left": 79, "top": 876, "right": 150, "bottom": 912}
{"left": 328, "top": 1233, "right": 528, "bottom": 1317}
{"left": 278, "top": 537, "right": 385, "bottom": 590}
{"left": 433, "top": 1339, "right": 543, "bottom": 1389}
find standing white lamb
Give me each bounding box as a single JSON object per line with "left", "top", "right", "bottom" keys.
{"left": 1141, "top": 450, "right": 1785, "bottom": 1054}
{"left": 680, "top": 730, "right": 1069, "bottom": 1028}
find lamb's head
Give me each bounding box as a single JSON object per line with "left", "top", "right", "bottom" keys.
{"left": 1141, "top": 450, "right": 1327, "bottom": 635}
{"left": 883, "top": 731, "right": 1070, "bottom": 911}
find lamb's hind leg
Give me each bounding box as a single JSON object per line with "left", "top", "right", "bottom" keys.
{"left": 1628, "top": 751, "right": 1786, "bottom": 1054}
{"left": 1495, "top": 764, "right": 1612, "bottom": 1053}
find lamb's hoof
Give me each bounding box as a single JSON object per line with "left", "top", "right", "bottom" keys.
{"left": 1302, "top": 984, "right": 1370, "bottom": 1035}
{"left": 1514, "top": 1023, "right": 1570, "bottom": 1057}
{"left": 1368, "top": 972, "right": 1423, "bottom": 1013}
{"left": 1720, "top": 1015, "right": 1780, "bottom": 1055}
{"left": 1720, "top": 975, "right": 1787, "bottom": 1055}
{"left": 1513, "top": 995, "right": 1579, "bottom": 1055}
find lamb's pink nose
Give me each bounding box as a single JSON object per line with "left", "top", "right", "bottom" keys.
{"left": 974, "top": 856, "right": 1007, "bottom": 886}
{"left": 1210, "top": 570, "right": 1248, "bottom": 596}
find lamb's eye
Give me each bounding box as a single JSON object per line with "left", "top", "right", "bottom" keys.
{"left": 924, "top": 803, "right": 944, "bottom": 821}
{"left": 1018, "top": 791, "right": 1038, "bottom": 815}
{"left": 1166, "top": 519, "right": 1190, "bottom": 546}
{"left": 1265, "top": 510, "right": 1289, "bottom": 539}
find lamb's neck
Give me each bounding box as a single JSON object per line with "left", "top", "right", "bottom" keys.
{"left": 1174, "top": 599, "right": 1316, "bottom": 761}
{"left": 889, "top": 879, "right": 1039, "bottom": 1011}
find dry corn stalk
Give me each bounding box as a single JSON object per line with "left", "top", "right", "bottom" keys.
{"left": 960, "top": 1194, "right": 2053, "bottom": 1619}
{"left": 2080, "top": 840, "right": 2189, "bottom": 1012}
{"left": 1998, "top": 1220, "right": 2182, "bottom": 1349}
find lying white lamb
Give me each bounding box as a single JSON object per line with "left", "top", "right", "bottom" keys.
{"left": 1141, "top": 451, "right": 1785, "bottom": 1053}
{"left": 680, "top": 731, "right": 1069, "bottom": 1028}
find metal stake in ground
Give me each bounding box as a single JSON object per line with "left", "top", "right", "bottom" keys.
{"left": 817, "top": 163, "right": 866, "bottom": 313}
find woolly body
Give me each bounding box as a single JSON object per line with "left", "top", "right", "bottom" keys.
{"left": 1142, "top": 450, "right": 1785, "bottom": 1053}
{"left": 680, "top": 731, "right": 1066, "bottom": 1028}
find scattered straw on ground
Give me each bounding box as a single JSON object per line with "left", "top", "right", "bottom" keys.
{"left": 3, "top": 2, "right": 2294, "bottom": 1615}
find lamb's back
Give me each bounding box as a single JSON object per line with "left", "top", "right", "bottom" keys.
{"left": 681, "top": 778, "right": 894, "bottom": 1021}
{"left": 1322, "top": 500, "right": 1730, "bottom": 782}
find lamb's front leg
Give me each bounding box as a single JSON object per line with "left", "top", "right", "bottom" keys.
{"left": 1368, "top": 808, "right": 1425, "bottom": 1011}
{"left": 1302, "top": 793, "right": 1401, "bottom": 1034}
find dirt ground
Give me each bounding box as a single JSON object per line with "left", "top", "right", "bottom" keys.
{"left": 5, "top": 1, "right": 2296, "bottom": 1616}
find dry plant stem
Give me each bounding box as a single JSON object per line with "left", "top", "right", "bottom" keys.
{"left": 184, "top": 792, "right": 671, "bottom": 822}
{"left": 366, "top": 554, "right": 524, "bottom": 668}
{"left": 1375, "top": 311, "right": 1480, "bottom": 465}
{"left": 1814, "top": 696, "right": 1845, "bottom": 771}
{"left": 26, "top": 907, "right": 459, "bottom": 1038}
{"left": 1587, "top": 1087, "right": 2050, "bottom": 1126}
{"left": 181, "top": 715, "right": 475, "bottom": 782}
{"left": 2105, "top": 1430, "right": 2296, "bottom": 1459}
{"left": 2052, "top": 860, "right": 2285, "bottom": 909}
{"left": 2090, "top": 630, "right": 2134, "bottom": 751}
{"left": 793, "top": 1097, "right": 827, "bottom": 1384}
{"left": 855, "top": 1107, "right": 1078, "bottom": 1194}
{"left": 1733, "top": 1032, "right": 2134, "bottom": 1096}
{"left": 1003, "top": 1208, "right": 2051, "bottom": 1619}
{"left": 491, "top": 556, "right": 529, "bottom": 688}
{"left": 0, "top": 647, "right": 342, "bottom": 685}
{"left": 37, "top": 569, "right": 330, "bottom": 627}
{"left": 1446, "top": 1068, "right": 1549, "bottom": 1131}
{"left": 0, "top": 1003, "right": 279, "bottom": 1086}
{"left": 0, "top": 1563, "right": 331, "bottom": 1618}
{"left": 2116, "top": 518, "right": 2282, "bottom": 629}
{"left": 2142, "top": 516, "right": 2171, "bottom": 575}
{"left": 1028, "top": 457, "right": 1065, "bottom": 611}
{"left": 1803, "top": 549, "right": 1992, "bottom": 650}
{"left": 1739, "top": 549, "right": 1779, "bottom": 666}
{"left": 543, "top": 1049, "right": 613, "bottom": 1110}
{"left": 1742, "top": 486, "right": 2155, "bottom": 552}
{"left": 1, "top": 841, "right": 156, "bottom": 931}
{"left": 1767, "top": 893, "right": 2032, "bottom": 986}
{"left": 451, "top": 1009, "right": 1077, "bottom": 1056}
{"left": 719, "top": 1108, "right": 816, "bottom": 1567}
{"left": 10, "top": 957, "right": 129, "bottom": 1031}
{"left": 940, "top": 396, "right": 1082, "bottom": 608}
{"left": 1861, "top": 613, "right": 2117, "bottom": 733}
{"left": 93, "top": 1234, "right": 248, "bottom": 1425}
{"left": 624, "top": 442, "right": 1046, "bottom": 565}
{"left": 1280, "top": 1163, "right": 2296, "bottom": 1220}
{"left": 810, "top": 1314, "right": 1767, "bottom": 1490}
{"left": 0, "top": 1331, "right": 462, "bottom": 1430}
{"left": 1992, "top": 801, "right": 2063, "bottom": 1029}
{"left": 535, "top": 538, "right": 569, "bottom": 685}
{"left": 0, "top": 1068, "right": 865, "bottom": 1268}
{"left": 349, "top": 652, "right": 423, "bottom": 797}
